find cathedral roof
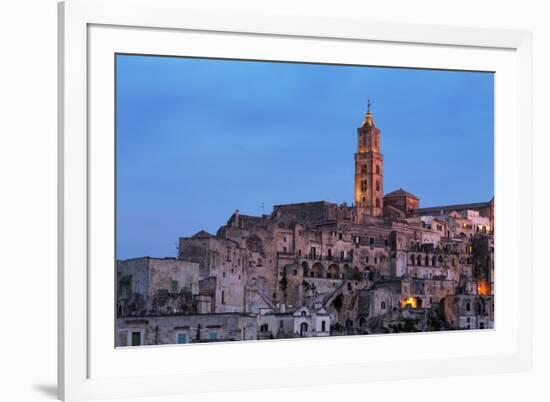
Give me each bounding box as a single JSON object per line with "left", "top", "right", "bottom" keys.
{"left": 384, "top": 188, "right": 419, "bottom": 200}
{"left": 414, "top": 201, "right": 492, "bottom": 215}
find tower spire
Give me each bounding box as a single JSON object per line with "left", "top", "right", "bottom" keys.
{"left": 361, "top": 99, "right": 375, "bottom": 127}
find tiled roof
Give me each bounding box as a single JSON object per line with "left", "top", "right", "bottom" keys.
{"left": 415, "top": 201, "right": 491, "bottom": 215}
{"left": 384, "top": 188, "right": 419, "bottom": 200}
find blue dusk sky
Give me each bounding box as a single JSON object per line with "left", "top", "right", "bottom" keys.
{"left": 116, "top": 55, "right": 494, "bottom": 260}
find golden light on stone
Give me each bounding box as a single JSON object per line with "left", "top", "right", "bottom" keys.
{"left": 401, "top": 297, "right": 417, "bottom": 308}
{"left": 477, "top": 280, "right": 490, "bottom": 296}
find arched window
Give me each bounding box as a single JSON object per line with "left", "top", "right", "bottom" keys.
{"left": 301, "top": 261, "right": 309, "bottom": 277}
{"left": 425, "top": 255, "right": 429, "bottom": 266}
{"left": 417, "top": 255, "right": 422, "bottom": 265}
{"left": 432, "top": 255, "right": 437, "bottom": 266}
{"left": 328, "top": 264, "right": 340, "bottom": 279}
{"left": 312, "top": 262, "right": 324, "bottom": 278}
{"left": 301, "top": 310, "right": 307, "bottom": 317}
{"left": 381, "top": 301, "right": 386, "bottom": 309}
{"left": 410, "top": 254, "right": 415, "bottom": 265}
{"left": 438, "top": 256, "right": 443, "bottom": 264}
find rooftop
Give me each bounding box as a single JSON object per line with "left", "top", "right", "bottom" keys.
{"left": 414, "top": 200, "right": 492, "bottom": 215}
{"left": 384, "top": 188, "right": 419, "bottom": 200}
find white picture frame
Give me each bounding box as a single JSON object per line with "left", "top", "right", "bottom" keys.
{"left": 58, "top": 0, "right": 533, "bottom": 400}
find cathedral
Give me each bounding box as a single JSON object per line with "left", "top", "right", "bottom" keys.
{"left": 116, "top": 104, "right": 494, "bottom": 346}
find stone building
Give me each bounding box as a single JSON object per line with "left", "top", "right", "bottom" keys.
{"left": 116, "top": 313, "right": 258, "bottom": 346}
{"left": 117, "top": 257, "right": 200, "bottom": 317}
{"left": 116, "top": 104, "right": 494, "bottom": 346}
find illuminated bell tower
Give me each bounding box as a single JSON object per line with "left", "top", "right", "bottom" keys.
{"left": 354, "top": 100, "right": 384, "bottom": 217}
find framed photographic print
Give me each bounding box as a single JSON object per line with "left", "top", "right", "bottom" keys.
{"left": 58, "top": 0, "right": 533, "bottom": 400}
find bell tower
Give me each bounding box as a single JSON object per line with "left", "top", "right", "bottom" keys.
{"left": 354, "top": 100, "right": 384, "bottom": 217}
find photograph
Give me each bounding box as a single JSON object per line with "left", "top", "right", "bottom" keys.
{"left": 114, "top": 54, "right": 495, "bottom": 347}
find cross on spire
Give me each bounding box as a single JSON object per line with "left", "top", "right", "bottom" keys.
{"left": 367, "top": 99, "right": 372, "bottom": 113}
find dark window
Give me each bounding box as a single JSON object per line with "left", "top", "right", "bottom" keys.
{"left": 221, "top": 291, "right": 225, "bottom": 304}
{"left": 293, "top": 269, "right": 297, "bottom": 276}
{"left": 131, "top": 331, "right": 141, "bottom": 346}
{"left": 369, "top": 237, "right": 374, "bottom": 246}
{"left": 321, "top": 321, "right": 326, "bottom": 332}
{"left": 466, "top": 302, "right": 471, "bottom": 312}
{"left": 376, "top": 165, "right": 380, "bottom": 174}
{"left": 381, "top": 301, "right": 386, "bottom": 309}
{"left": 376, "top": 198, "right": 380, "bottom": 208}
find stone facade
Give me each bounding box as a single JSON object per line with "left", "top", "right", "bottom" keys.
{"left": 116, "top": 105, "right": 494, "bottom": 346}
